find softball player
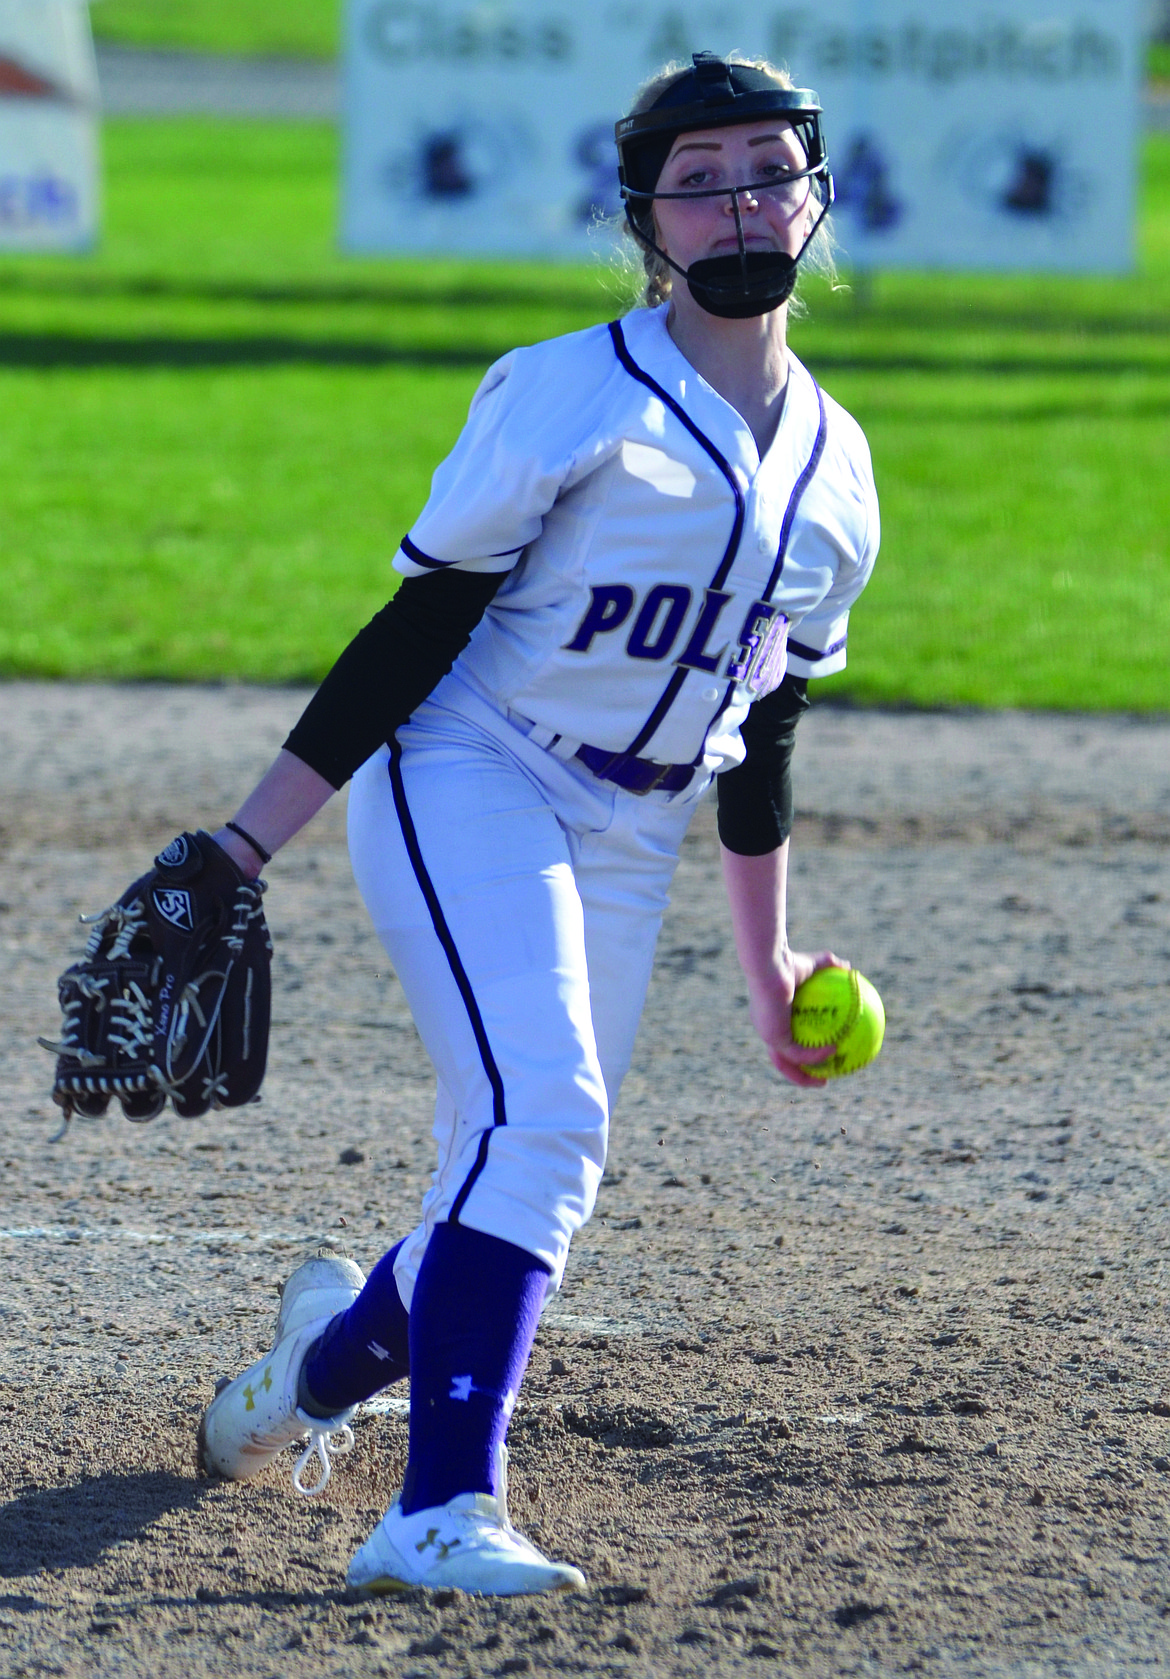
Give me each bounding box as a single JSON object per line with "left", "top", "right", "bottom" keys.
{"left": 198, "top": 52, "right": 879, "bottom": 1596}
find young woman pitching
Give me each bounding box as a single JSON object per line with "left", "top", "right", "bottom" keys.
{"left": 197, "top": 51, "right": 879, "bottom": 1596}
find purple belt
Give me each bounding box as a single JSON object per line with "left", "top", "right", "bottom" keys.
{"left": 574, "top": 743, "right": 697, "bottom": 796}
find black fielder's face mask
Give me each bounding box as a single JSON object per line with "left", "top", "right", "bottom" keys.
{"left": 625, "top": 157, "right": 834, "bottom": 320}
{"left": 615, "top": 53, "right": 834, "bottom": 320}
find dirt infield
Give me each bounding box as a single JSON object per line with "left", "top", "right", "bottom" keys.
{"left": 1, "top": 682, "right": 1169, "bottom": 1679}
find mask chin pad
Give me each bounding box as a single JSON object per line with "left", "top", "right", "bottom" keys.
{"left": 685, "top": 251, "right": 799, "bottom": 319}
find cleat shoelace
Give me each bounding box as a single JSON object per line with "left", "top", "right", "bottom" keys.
{"left": 292, "top": 1423, "right": 355, "bottom": 1496}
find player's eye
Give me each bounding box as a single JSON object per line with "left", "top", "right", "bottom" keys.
{"left": 756, "top": 146, "right": 808, "bottom": 179}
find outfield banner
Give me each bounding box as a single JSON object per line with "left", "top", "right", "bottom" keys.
{"left": 774, "top": 0, "right": 1145, "bottom": 272}
{"left": 342, "top": 0, "right": 1143, "bottom": 273}
{"left": 0, "top": 0, "right": 99, "bottom": 252}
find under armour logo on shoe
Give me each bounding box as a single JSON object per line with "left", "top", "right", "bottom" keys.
{"left": 243, "top": 1367, "right": 274, "bottom": 1411}
{"left": 416, "top": 1528, "right": 461, "bottom": 1560}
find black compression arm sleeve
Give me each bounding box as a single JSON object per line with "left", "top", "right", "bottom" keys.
{"left": 715, "top": 674, "right": 810, "bottom": 856}
{"left": 282, "top": 569, "right": 506, "bottom": 789}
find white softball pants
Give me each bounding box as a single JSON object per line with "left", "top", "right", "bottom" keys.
{"left": 347, "top": 670, "right": 708, "bottom": 1308}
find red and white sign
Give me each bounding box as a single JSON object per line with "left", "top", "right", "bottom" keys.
{"left": 0, "top": 1, "right": 99, "bottom": 251}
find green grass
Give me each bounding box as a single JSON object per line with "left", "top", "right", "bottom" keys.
{"left": 0, "top": 118, "right": 1168, "bottom": 708}
{"left": 90, "top": 0, "right": 341, "bottom": 58}
{"left": 0, "top": 123, "right": 619, "bottom": 682}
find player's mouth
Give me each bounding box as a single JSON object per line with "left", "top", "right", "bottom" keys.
{"left": 708, "top": 233, "right": 777, "bottom": 256}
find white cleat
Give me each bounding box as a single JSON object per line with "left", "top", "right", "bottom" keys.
{"left": 347, "top": 1450, "right": 585, "bottom": 1599}
{"left": 197, "top": 1249, "right": 366, "bottom": 1495}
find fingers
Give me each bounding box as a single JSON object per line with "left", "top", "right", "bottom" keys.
{"left": 786, "top": 1039, "right": 837, "bottom": 1066}
{"left": 748, "top": 947, "right": 853, "bottom": 1090}
{"left": 788, "top": 949, "right": 849, "bottom": 991}
{"left": 769, "top": 1045, "right": 832, "bottom": 1088}
{"left": 769, "top": 1038, "right": 836, "bottom": 1088}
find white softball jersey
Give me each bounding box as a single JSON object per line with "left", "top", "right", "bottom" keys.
{"left": 394, "top": 305, "right": 879, "bottom": 774}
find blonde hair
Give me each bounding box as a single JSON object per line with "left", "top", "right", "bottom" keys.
{"left": 618, "top": 56, "right": 838, "bottom": 315}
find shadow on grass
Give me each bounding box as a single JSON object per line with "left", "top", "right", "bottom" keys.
{"left": 0, "top": 332, "right": 501, "bottom": 369}
{"left": 833, "top": 299, "right": 1170, "bottom": 339}
{"left": 0, "top": 1469, "right": 212, "bottom": 1577}
{"left": 1, "top": 269, "right": 1168, "bottom": 338}
{"left": 0, "top": 332, "right": 1167, "bottom": 384}
{"left": 0, "top": 270, "right": 617, "bottom": 314}
{"left": 802, "top": 349, "right": 1170, "bottom": 380}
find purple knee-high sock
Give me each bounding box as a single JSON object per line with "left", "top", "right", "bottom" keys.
{"left": 299, "top": 1241, "right": 411, "bottom": 1415}
{"left": 401, "top": 1221, "right": 550, "bottom": 1515}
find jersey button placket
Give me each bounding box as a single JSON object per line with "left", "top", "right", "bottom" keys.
{"left": 744, "top": 487, "right": 776, "bottom": 568}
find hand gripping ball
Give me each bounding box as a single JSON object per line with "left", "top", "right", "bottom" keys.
{"left": 791, "top": 967, "right": 885, "bottom": 1080}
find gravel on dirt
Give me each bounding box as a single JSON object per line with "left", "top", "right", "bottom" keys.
{"left": 1, "top": 681, "right": 1168, "bottom": 1679}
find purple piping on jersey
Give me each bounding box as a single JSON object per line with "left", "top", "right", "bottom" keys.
{"left": 686, "top": 378, "right": 831, "bottom": 766}
{"left": 401, "top": 534, "right": 526, "bottom": 571}
{"left": 400, "top": 534, "right": 453, "bottom": 570}
{"left": 607, "top": 319, "right": 746, "bottom": 761}
{"left": 788, "top": 632, "right": 847, "bottom": 665}
{"left": 763, "top": 381, "right": 828, "bottom": 601}
{"left": 386, "top": 740, "right": 506, "bottom": 1222}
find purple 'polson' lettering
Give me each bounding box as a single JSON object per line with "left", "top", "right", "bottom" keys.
{"left": 727, "top": 601, "right": 790, "bottom": 695}
{"left": 627, "top": 583, "right": 692, "bottom": 661}
{"left": 745, "top": 612, "right": 790, "bottom": 696}
{"left": 564, "top": 584, "right": 635, "bottom": 652}
{"left": 674, "top": 589, "right": 733, "bottom": 674}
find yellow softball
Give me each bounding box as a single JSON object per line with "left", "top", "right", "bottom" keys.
{"left": 790, "top": 967, "right": 885, "bottom": 1080}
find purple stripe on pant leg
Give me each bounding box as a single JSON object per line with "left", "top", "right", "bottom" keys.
{"left": 385, "top": 741, "right": 507, "bottom": 1222}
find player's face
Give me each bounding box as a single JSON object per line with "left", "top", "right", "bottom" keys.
{"left": 651, "top": 119, "right": 815, "bottom": 270}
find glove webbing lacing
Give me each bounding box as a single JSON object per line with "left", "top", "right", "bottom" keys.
{"left": 76, "top": 971, "right": 111, "bottom": 1006}
{"left": 292, "top": 1423, "right": 355, "bottom": 1496}
{"left": 225, "top": 882, "right": 267, "bottom": 955}
{"left": 37, "top": 974, "right": 110, "bottom": 1064}
{"left": 107, "top": 982, "right": 155, "bottom": 1059}
{"left": 199, "top": 1070, "right": 232, "bottom": 1107}
{"left": 170, "top": 978, "right": 208, "bottom": 1063}
{"left": 81, "top": 899, "right": 146, "bottom": 960}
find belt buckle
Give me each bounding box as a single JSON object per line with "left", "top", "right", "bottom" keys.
{"left": 642, "top": 760, "right": 677, "bottom": 795}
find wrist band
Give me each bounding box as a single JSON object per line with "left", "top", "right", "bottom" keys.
{"left": 225, "top": 821, "right": 273, "bottom": 866}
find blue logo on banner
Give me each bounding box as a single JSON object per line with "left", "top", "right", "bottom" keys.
{"left": 0, "top": 173, "right": 78, "bottom": 228}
